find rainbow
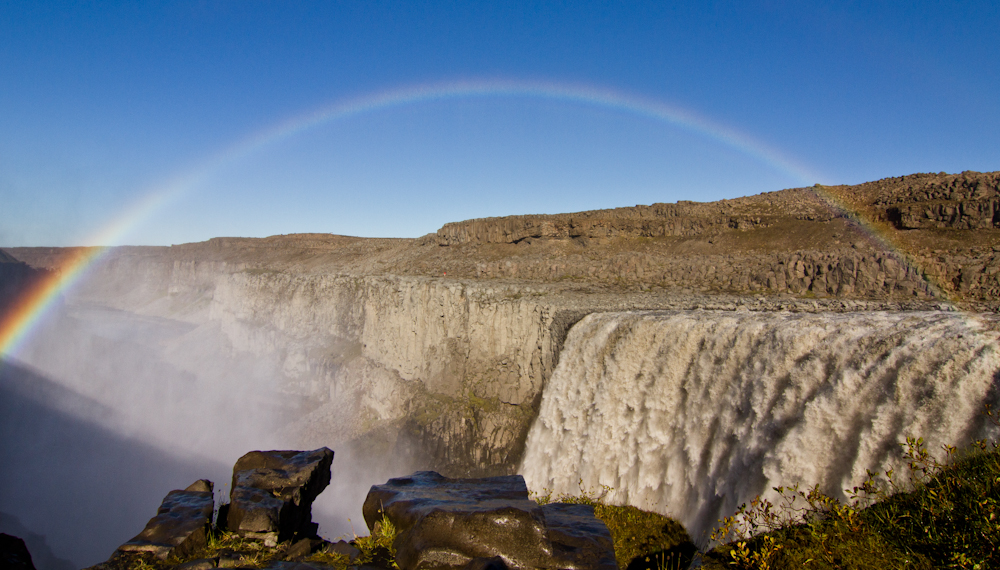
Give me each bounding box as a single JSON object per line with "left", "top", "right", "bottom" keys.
{"left": 0, "top": 78, "right": 826, "bottom": 359}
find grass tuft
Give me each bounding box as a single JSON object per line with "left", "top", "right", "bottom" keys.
{"left": 352, "top": 514, "right": 399, "bottom": 568}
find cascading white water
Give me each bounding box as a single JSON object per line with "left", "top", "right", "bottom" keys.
{"left": 519, "top": 310, "right": 1000, "bottom": 544}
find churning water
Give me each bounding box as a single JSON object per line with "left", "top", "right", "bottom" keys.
{"left": 520, "top": 310, "right": 1000, "bottom": 544}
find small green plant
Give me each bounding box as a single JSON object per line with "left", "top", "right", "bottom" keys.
{"left": 129, "top": 558, "right": 157, "bottom": 570}
{"left": 352, "top": 513, "right": 399, "bottom": 568}
{"left": 306, "top": 550, "right": 352, "bottom": 568}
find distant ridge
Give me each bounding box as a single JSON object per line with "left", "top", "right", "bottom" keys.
{"left": 3, "top": 171, "right": 999, "bottom": 307}
{"left": 437, "top": 171, "right": 1000, "bottom": 245}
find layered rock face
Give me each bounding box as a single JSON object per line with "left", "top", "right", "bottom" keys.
{"left": 439, "top": 171, "right": 1000, "bottom": 303}
{"left": 472, "top": 249, "right": 940, "bottom": 300}
{"left": 860, "top": 171, "right": 1000, "bottom": 229}
{"left": 436, "top": 188, "right": 837, "bottom": 246}
{"left": 437, "top": 172, "right": 1000, "bottom": 245}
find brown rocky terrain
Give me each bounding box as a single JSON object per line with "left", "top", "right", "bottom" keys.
{"left": 11, "top": 170, "right": 998, "bottom": 309}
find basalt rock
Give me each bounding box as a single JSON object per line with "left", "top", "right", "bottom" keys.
{"left": 117, "top": 479, "right": 215, "bottom": 560}
{"left": 226, "top": 448, "right": 334, "bottom": 544}
{"left": 538, "top": 503, "right": 618, "bottom": 570}
{"left": 435, "top": 190, "right": 836, "bottom": 246}
{"left": 0, "top": 533, "right": 36, "bottom": 570}
{"left": 363, "top": 471, "right": 616, "bottom": 570}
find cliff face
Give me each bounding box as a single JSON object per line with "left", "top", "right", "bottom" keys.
{"left": 472, "top": 247, "right": 942, "bottom": 300}
{"left": 437, "top": 171, "right": 1000, "bottom": 244}
{"left": 433, "top": 171, "right": 1000, "bottom": 305}
{"left": 436, "top": 188, "right": 838, "bottom": 246}
{"left": 36, "top": 248, "right": 948, "bottom": 478}
{"left": 56, "top": 253, "right": 566, "bottom": 476}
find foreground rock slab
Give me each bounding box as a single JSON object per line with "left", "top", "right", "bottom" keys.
{"left": 0, "top": 533, "right": 37, "bottom": 570}
{"left": 117, "top": 479, "right": 215, "bottom": 560}
{"left": 364, "top": 471, "right": 616, "bottom": 570}
{"left": 226, "top": 447, "right": 334, "bottom": 544}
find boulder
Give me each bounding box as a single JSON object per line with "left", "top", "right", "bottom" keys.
{"left": 117, "top": 479, "right": 215, "bottom": 560}
{"left": 226, "top": 448, "right": 334, "bottom": 544}
{"left": 324, "top": 540, "right": 362, "bottom": 562}
{"left": 285, "top": 538, "right": 326, "bottom": 561}
{"left": 0, "top": 533, "right": 36, "bottom": 570}
{"left": 538, "top": 503, "right": 617, "bottom": 570}
{"left": 363, "top": 471, "right": 616, "bottom": 570}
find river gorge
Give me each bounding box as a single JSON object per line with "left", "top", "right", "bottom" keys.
{"left": 2, "top": 171, "right": 1000, "bottom": 568}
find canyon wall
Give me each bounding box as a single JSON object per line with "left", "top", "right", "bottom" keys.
{"left": 12, "top": 237, "right": 985, "bottom": 481}
{"left": 473, "top": 249, "right": 944, "bottom": 300}
{"left": 66, "top": 254, "right": 571, "bottom": 476}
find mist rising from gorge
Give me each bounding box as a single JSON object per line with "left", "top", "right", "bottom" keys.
{"left": 0, "top": 289, "right": 398, "bottom": 568}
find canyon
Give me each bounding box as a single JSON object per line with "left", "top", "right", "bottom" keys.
{"left": 2, "top": 170, "right": 1000, "bottom": 567}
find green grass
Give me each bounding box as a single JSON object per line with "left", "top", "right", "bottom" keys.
{"left": 703, "top": 435, "right": 1000, "bottom": 570}
{"left": 347, "top": 515, "right": 398, "bottom": 568}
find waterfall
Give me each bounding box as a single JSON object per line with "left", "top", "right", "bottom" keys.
{"left": 519, "top": 310, "right": 1000, "bottom": 544}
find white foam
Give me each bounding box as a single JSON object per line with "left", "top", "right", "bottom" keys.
{"left": 519, "top": 310, "right": 1000, "bottom": 544}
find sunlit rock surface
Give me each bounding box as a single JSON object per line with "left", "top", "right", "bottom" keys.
{"left": 227, "top": 448, "right": 334, "bottom": 544}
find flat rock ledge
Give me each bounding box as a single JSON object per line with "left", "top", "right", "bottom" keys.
{"left": 364, "top": 471, "right": 617, "bottom": 570}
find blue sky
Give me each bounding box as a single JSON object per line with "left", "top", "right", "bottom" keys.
{"left": 1, "top": 1, "right": 998, "bottom": 246}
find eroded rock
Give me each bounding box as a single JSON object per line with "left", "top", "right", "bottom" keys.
{"left": 226, "top": 448, "right": 334, "bottom": 544}
{"left": 117, "top": 479, "right": 215, "bottom": 560}
{"left": 363, "top": 471, "right": 616, "bottom": 570}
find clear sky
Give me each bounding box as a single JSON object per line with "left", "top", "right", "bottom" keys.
{"left": 2, "top": 1, "right": 998, "bottom": 246}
